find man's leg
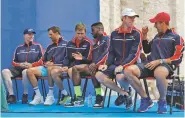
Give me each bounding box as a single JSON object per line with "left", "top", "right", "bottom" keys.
{"left": 115, "top": 73, "right": 133, "bottom": 109}
{"left": 51, "top": 68, "right": 69, "bottom": 104}
{"left": 44, "top": 66, "right": 61, "bottom": 106}
{"left": 154, "top": 66, "right": 169, "bottom": 114}
{"left": 22, "top": 69, "right": 29, "bottom": 104}
{"left": 92, "top": 78, "right": 104, "bottom": 108}
{"left": 95, "top": 72, "right": 128, "bottom": 97}
{"left": 124, "top": 64, "right": 154, "bottom": 112}
{"left": 2, "top": 69, "right": 16, "bottom": 103}
{"left": 66, "top": 64, "right": 90, "bottom": 107}
{"left": 27, "top": 67, "right": 43, "bottom": 105}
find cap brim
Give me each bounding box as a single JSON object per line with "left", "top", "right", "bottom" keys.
{"left": 27, "top": 31, "right": 36, "bottom": 34}
{"left": 149, "top": 18, "right": 156, "bottom": 23}
{"left": 127, "top": 13, "right": 139, "bottom": 17}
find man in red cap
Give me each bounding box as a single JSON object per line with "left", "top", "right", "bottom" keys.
{"left": 124, "top": 12, "right": 184, "bottom": 113}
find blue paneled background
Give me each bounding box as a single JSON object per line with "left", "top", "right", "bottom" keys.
{"left": 1, "top": 0, "right": 100, "bottom": 99}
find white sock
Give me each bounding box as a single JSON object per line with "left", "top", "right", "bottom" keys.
{"left": 2, "top": 69, "right": 14, "bottom": 95}
{"left": 22, "top": 69, "right": 28, "bottom": 94}
{"left": 48, "top": 87, "right": 54, "bottom": 96}
{"left": 61, "top": 89, "right": 68, "bottom": 96}
{"left": 33, "top": 86, "right": 41, "bottom": 97}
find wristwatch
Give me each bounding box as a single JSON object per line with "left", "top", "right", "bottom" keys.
{"left": 160, "top": 59, "right": 164, "bottom": 64}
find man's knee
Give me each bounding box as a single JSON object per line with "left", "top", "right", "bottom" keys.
{"left": 2, "top": 69, "right": 11, "bottom": 79}
{"left": 154, "top": 66, "right": 169, "bottom": 79}
{"left": 22, "top": 69, "right": 27, "bottom": 76}
{"left": 116, "top": 74, "right": 125, "bottom": 82}
{"left": 26, "top": 68, "right": 34, "bottom": 77}
{"left": 95, "top": 71, "right": 106, "bottom": 83}
{"left": 51, "top": 69, "right": 60, "bottom": 78}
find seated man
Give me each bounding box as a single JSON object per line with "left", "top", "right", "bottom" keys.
{"left": 124, "top": 12, "right": 184, "bottom": 113}
{"left": 57, "top": 23, "right": 93, "bottom": 107}
{"left": 56, "top": 22, "right": 110, "bottom": 108}
{"left": 95, "top": 8, "right": 142, "bottom": 109}
{"left": 1, "top": 29, "right": 43, "bottom": 104}
{"left": 27, "top": 26, "right": 68, "bottom": 105}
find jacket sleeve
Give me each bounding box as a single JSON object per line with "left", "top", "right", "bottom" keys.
{"left": 12, "top": 47, "right": 21, "bottom": 67}
{"left": 142, "top": 40, "right": 152, "bottom": 54}
{"left": 168, "top": 35, "right": 184, "bottom": 65}
{"left": 122, "top": 30, "right": 142, "bottom": 69}
{"left": 32, "top": 44, "right": 44, "bottom": 67}
{"left": 95, "top": 37, "right": 110, "bottom": 66}
{"left": 81, "top": 41, "right": 93, "bottom": 63}
{"left": 105, "top": 34, "right": 116, "bottom": 66}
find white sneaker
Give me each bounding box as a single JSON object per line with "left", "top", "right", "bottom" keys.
{"left": 29, "top": 95, "right": 43, "bottom": 105}
{"left": 44, "top": 95, "right": 55, "bottom": 106}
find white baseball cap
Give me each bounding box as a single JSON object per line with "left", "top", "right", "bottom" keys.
{"left": 122, "top": 8, "right": 139, "bottom": 17}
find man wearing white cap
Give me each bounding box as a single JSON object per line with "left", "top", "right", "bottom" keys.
{"left": 95, "top": 8, "right": 142, "bottom": 109}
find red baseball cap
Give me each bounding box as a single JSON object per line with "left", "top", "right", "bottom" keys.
{"left": 149, "top": 12, "right": 170, "bottom": 23}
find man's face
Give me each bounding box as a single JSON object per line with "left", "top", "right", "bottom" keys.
{"left": 122, "top": 16, "right": 135, "bottom": 28}
{"left": 91, "top": 26, "right": 99, "bottom": 38}
{"left": 48, "top": 30, "right": 58, "bottom": 42}
{"left": 154, "top": 22, "right": 163, "bottom": 33}
{"left": 75, "top": 30, "right": 86, "bottom": 40}
{"left": 24, "top": 33, "right": 34, "bottom": 44}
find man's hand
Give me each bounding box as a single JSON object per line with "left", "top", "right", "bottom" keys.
{"left": 89, "top": 63, "right": 97, "bottom": 76}
{"left": 98, "top": 65, "right": 108, "bottom": 71}
{"left": 62, "top": 66, "right": 68, "bottom": 72}
{"left": 72, "top": 52, "right": 83, "bottom": 60}
{"left": 115, "top": 65, "right": 123, "bottom": 74}
{"left": 24, "top": 62, "right": 32, "bottom": 69}
{"left": 142, "top": 26, "right": 149, "bottom": 40}
{"left": 20, "top": 63, "right": 27, "bottom": 69}
{"left": 145, "top": 60, "right": 160, "bottom": 70}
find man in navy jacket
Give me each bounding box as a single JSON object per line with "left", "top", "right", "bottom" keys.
{"left": 2, "top": 29, "right": 43, "bottom": 104}
{"left": 27, "top": 26, "right": 68, "bottom": 106}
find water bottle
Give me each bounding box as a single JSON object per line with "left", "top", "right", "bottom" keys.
{"left": 88, "top": 92, "right": 92, "bottom": 107}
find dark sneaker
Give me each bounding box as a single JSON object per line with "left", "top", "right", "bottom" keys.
{"left": 138, "top": 97, "right": 154, "bottom": 112}
{"left": 115, "top": 95, "right": 126, "bottom": 106}
{"left": 125, "top": 95, "right": 133, "bottom": 109}
{"left": 22, "top": 94, "right": 28, "bottom": 104}
{"left": 93, "top": 95, "right": 103, "bottom": 108}
{"left": 7, "top": 95, "right": 16, "bottom": 104}
{"left": 59, "top": 94, "right": 70, "bottom": 105}
{"left": 65, "top": 96, "right": 84, "bottom": 107}
{"left": 157, "top": 99, "right": 167, "bottom": 114}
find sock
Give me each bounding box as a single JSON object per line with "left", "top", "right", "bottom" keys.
{"left": 74, "top": 86, "right": 82, "bottom": 97}
{"left": 48, "top": 87, "right": 54, "bottom": 96}
{"left": 61, "top": 89, "right": 68, "bottom": 96}
{"left": 95, "top": 87, "right": 102, "bottom": 96}
{"left": 33, "top": 86, "right": 41, "bottom": 96}
{"left": 22, "top": 69, "right": 28, "bottom": 94}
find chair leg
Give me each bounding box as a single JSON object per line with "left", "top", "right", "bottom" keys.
{"left": 143, "top": 78, "right": 150, "bottom": 98}
{"left": 82, "top": 78, "right": 88, "bottom": 101}
{"left": 43, "top": 80, "right": 47, "bottom": 98}
{"left": 114, "top": 79, "right": 119, "bottom": 96}
{"left": 170, "top": 76, "right": 175, "bottom": 115}
{"left": 102, "top": 86, "right": 108, "bottom": 108}
{"left": 40, "top": 79, "right": 45, "bottom": 101}
{"left": 14, "top": 79, "right": 19, "bottom": 101}
{"left": 107, "top": 89, "right": 112, "bottom": 108}
{"left": 66, "top": 78, "right": 72, "bottom": 98}
{"left": 133, "top": 91, "right": 138, "bottom": 112}
{"left": 57, "top": 89, "right": 61, "bottom": 105}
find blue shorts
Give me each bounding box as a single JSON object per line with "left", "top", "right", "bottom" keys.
{"left": 38, "top": 66, "right": 48, "bottom": 76}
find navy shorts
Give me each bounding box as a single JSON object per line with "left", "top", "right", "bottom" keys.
{"left": 137, "top": 62, "right": 174, "bottom": 78}
{"left": 99, "top": 65, "right": 117, "bottom": 79}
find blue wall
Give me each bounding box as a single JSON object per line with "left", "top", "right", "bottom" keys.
{"left": 2, "top": 0, "right": 100, "bottom": 99}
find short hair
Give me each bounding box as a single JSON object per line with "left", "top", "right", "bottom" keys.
{"left": 75, "top": 23, "right": 86, "bottom": 32}
{"left": 47, "top": 26, "right": 61, "bottom": 35}
{"left": 91, "top": 22, "right": 104, "bottom": 31}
